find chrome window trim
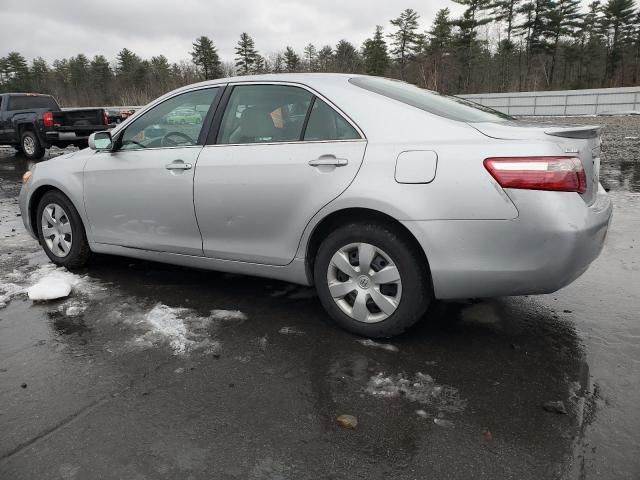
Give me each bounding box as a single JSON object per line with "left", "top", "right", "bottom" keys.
{"left": 201, "top": 138, "right": 367, "bottom": 149}
{"left": 110, "top": 145, "right": 204, "bottom": 153}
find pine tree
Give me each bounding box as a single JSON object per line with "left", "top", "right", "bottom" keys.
{"left": 485, "top": 0, "right": 521, "bottom": 90}
{"left": 452, "top": 0, "right": 492, "bottom": 91}
{"left": 2, "top": 52, "right": 30, "bottom": 91}
{"left": 30, "top": 57, "right": 49, "bottom": 92}
{"left": 284, "top": 46, "right": 300, "bottom": 72}
{"left": 574, "top": 1, "right": 605, "bottom": 85}
{"left": 632, "top": 10, "right": 640, "bottom": 83}
{"left": 334, "top": 40, "right": 361, "bottom": 73}
{"left": 488, "top": 0, "right": 522, "bottom": 47}
{"left": 191, "top": 36, "right": 222, "bottom": 80}
{"left": 270, "top": 53, "right": 285, "bottom": 73}
{"left": 304, "top": 43, "right": 318, "bottom": 71}
{"left": 149, "top": 55, "right": 171, "bottom": 93}
{"left": 545, "top": 0, "right": 583, "bottom": 86}
{"left": 317, "top": 46, "right": 334, "bottom": 71}
{"left": 516, "top": 0, "right": 550, "bottom": 59}
{"left": 235, "top": 32, "right": 259, "bottom": 75}
{"left": 600, "top": 0, "right": 637, "bottom": 83}
{"left": 117, "top": 48, "right": 141, "bottom": 76}
{"left": 429, "top": 9, "right": 454, "bottom": 51}
{"left": 362, "top": 26, "right": 390, "bottom": 76}
{"left": 425, "top": 9, "right": 454, "bottom": 90}
{"left": 388, "top": 9, "right": 421, "bottom": 79}
{"left": 254, "top": 54, "right": 267, "bottom": 74}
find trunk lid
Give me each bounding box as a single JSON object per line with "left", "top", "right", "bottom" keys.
{"left": 470, "top": 120, "right": 602, "bottom": 205}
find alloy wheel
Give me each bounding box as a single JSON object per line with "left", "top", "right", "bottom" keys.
{"left": 23, "top": 135, "right": 36, "bottom": 156}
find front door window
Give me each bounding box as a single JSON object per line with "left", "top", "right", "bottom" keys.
{"left": 118, "top": 88, "right": 220, "bottom": 150}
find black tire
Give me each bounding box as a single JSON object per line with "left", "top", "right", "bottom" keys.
{"left": 21, "top": 130, "right": 45, "bottom": 160}
{"left": 314, "top": 222, "right": 432, "bottom": 338}
{"left": 36, "top": 190, "right": 91, "bottom": 269}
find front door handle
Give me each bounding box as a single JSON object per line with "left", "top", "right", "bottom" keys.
{"left": 308, "top": 155, "right": 348, "bottom": 167}
{"left": 165, "top": 160, "right": 192, "bottom": 170}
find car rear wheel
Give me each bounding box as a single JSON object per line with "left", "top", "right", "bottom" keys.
{"left": 21, "top": 131, "right": 45, "bottom": 160}
{"left": 36, "top": 190, "right": 91, "bottom": 269}
{"left": 314, "top": 223, "right": 432, "bottom": 337}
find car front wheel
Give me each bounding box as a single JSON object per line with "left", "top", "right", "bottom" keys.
{"left": 36, "top": 190, "right": 91, "bottom": 269}
{"left": 314, "top": 223, "right": 432, "bottom": 338}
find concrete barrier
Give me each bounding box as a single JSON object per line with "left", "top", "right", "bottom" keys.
{"left": 459, "top": 86, "right": 640, "bottom": 116}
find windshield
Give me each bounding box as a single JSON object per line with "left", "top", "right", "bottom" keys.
{"left": 7, "top": 95, "right": 59, "bottom": 111}
{"left": 349, "top": 76, "right": 514, "bottom": 123}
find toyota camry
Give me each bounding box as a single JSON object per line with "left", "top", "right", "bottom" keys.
{"left": 19, "top": 74, "right": 612, "bottom": 337}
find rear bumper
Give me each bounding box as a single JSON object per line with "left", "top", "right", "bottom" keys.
{"left": 402, "top": 187, "right": 612, "bottom": 299}
{"left": 44, "top": 131, "right": 90, "bottom": 144}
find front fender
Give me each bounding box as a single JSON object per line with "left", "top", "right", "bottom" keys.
{"left": 20, "top": 151, "right": 92, "bottom": 240}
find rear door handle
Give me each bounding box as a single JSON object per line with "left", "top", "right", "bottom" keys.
{"left": 165, "top": 160, "right": 192, "bottom": 170}
{"left": 308, "top": 156, "right": 348, "bottom": 167}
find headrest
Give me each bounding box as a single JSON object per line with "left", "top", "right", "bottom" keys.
{"left": 240, "top": 106, "right": 276, "bottom": 139}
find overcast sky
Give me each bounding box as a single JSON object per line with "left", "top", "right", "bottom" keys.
{"left": 1, "top": 0, "right": 466, "bottom": 64}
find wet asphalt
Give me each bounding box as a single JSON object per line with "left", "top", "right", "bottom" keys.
{"left": 0, "top": 116, "right": 639, "bottom": 480}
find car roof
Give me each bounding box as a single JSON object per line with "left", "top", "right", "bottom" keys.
{"left": 180, "top": 73, "right": 363, "bottom": 90}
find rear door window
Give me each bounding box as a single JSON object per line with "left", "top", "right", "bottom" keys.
{"left": 217, "top": 85, "right": 313, "bottom": 144}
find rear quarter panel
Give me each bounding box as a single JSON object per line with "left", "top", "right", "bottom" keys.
{"left": 294, "top": 80, "right": 569, "bottom": 258}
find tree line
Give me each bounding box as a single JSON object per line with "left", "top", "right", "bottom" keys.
{"left": 1, "top": 0, "right": 639, "bottom": 107}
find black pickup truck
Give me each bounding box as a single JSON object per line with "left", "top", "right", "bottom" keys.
{"left": 0, "top": 93, "right": 111, "bottom": 159}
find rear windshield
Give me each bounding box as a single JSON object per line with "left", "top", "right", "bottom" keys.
{"left": 7, "top": 95, "right": 59, "bottom": 111}
{"left": 349, "top": 76, "right": 513, "bottom": 123}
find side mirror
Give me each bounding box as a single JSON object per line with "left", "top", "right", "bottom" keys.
{"left": 88, "top": 131, "right": 113, "bottom": 151}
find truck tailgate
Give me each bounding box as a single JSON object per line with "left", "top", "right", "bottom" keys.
{"left": 54, "top": 109, "right": 106, "bottom": 129}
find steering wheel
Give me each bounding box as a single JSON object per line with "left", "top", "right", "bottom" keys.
{"left": 161, "top": 131, "right": 195, "bottom": 147}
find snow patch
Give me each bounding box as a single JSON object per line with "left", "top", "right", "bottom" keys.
{"left": 0, "top": 282, "right": 23, "bottom": 308}
{"left": 366, "top": 372, "right": 466, "bottom": 412}
{"left": 28, "top": 275, "right": 72, "bottom": 300}
{"left": 210, "top": 309, "right": 247, "bottom": 322}
{"left": 14, "top": 264, "right": 105, "bottom": 302}
{"left": 356, "top": 339, "right": 399, "bottom": 352}
{"left": 141, "top": 304, "right": 192, "bottom": 354}
{"left": 133, "top": 304, "right": 238, "bottom": 355}
{"left": 59, "top": 300, "right": 88, "bottom": 317}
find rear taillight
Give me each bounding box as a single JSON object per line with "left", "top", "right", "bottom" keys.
{"left": 103, "top": 111, "right": 109, "bottom": 125}
{"left": 484, "top": 156, "right": 587, "bottom": 194}
{"left": 42, "top": 111, "right": 54, "bottom": 128}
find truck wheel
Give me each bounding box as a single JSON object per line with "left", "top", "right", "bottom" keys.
{"left": 21, "top": 131, "right": 45, "bottom": 159}
{"left": 314, "top": 222, "right": 432, "bottom": 338}
{"left": 36, "top": 190, "right": 91, "bottom": 269}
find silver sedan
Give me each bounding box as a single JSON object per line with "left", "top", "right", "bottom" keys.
{"left": 19, "top": 74, "right": 612, "bottom": 337}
